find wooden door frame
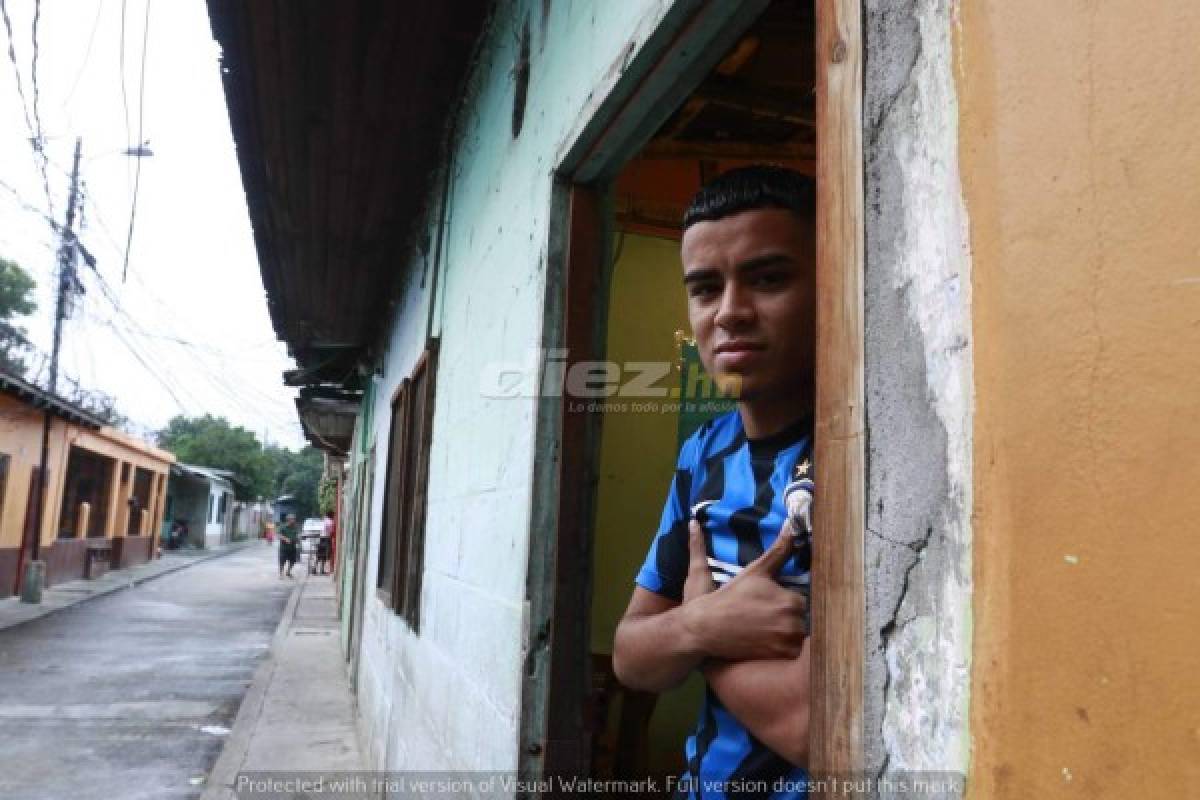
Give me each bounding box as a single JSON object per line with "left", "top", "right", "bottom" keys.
{"left": 811, "top": 1, "right": 865, "bottom": 792}
{"left": 518, "top": 0, "right": 865, "bottom": 792}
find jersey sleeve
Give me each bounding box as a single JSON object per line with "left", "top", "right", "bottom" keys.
{"left": 634, "top": 433, "right": 700, "bottom": 602}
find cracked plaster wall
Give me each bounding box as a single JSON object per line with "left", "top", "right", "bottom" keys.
{"left": 864, "top": 0, "right": 972, "bottom": 794}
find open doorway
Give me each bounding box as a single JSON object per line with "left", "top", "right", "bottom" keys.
{"left": 58, "top": 447, "right": 115, "bottom": 539}
{"left": 533, "top": 0, "right": 824, "bottom": 786}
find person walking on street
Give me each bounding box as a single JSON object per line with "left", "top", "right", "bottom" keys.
{"left": 278, "top": 514, "right": 300, "bottom": 578}
{"left": 317, "top": 512, "right": 334, "bottom": 576}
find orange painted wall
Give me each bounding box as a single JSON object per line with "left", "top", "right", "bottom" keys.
{"left": 0, "top": 395, "right": 174, "bottom": 551}
{"left": 0, "top": 395, "right": 71, "bottom": 550}
{"left": 958, "top": 2, "right": 1200, "bottom": 797}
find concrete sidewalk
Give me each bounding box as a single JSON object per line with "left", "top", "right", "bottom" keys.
{"left": 201, "top": 569, "right": 365, "bottom": 800}
{"left": 0, "top": 539, "right": 261, "bottom": 632}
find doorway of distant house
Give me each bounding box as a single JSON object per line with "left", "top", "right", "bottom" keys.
{"left": 127, "top": 467, "right": 154, "bottom": 536}
{"left": 531, "top": 0, "right": 826, "bottom": 785}
{"left": 58, "top": 447, "right": 115, "bottom": 539}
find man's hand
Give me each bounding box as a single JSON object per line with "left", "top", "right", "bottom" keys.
{"left": 682, "top": 520, "right": 716, "bottom": 603}
{"left": 612, "top": 521, "right": 808, "bottom": 692}
{"left": 681, "top": 523, "right": 808, "bottom": 663}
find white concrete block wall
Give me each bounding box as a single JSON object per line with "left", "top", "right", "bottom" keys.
{"left": 354, "top": 0, "right": 679, "bottom": 777}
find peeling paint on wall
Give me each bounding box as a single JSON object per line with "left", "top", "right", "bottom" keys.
{"left": 864, "top": 0, "right": 972, "bottom": 792}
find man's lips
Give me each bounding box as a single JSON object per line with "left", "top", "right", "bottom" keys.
{"left": 714, "top": 341, "right": 766, "bottom": 355}
{"left": 713, "top": 341, "right": 766, "bottom": 372}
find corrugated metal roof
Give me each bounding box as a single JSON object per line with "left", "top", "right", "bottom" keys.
{"left": 206, "top": 0, "right": 490, "bottom": 377}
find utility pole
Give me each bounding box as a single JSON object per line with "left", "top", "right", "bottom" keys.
{"left": 48, "top": 136, "right": 83, "bottom": 394}
{"left": 21, "top": 136, "right": 83, "bottom": 603}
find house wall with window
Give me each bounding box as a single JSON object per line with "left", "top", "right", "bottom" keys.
{"left": 0, "top": 390, "right": 173, "bottom": 594}
{"left": 353, "top": 0, "right": 688, "bottom": 773}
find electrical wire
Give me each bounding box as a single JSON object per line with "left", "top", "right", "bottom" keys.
{"left": 63, "top": 0, "right": 105, "bottom": 108}
{"left": 83, "top": 270, "right": 297, "bottom": 431}
{"left": 121, "top": 0, "right": 149, "bottom": 282}
{"left": 0, "top": 0, "right": 53, "bottom": 215}
{"left": 101, "top": 317, "right": 190, "bottom": 413}
{"left": 77, "top": 187, "right": 284, "bottom": 358}
{"left": 29, "top": 0, "right": 44, "bottom": 153}
{"left": 0, "top": 0, "right": 32, "bottom": 133}
{"left": 0, "top": 174, "right": 56, "bottom": 226}
{"left": 118, "top": 0, "right": 130, "bottom": 171}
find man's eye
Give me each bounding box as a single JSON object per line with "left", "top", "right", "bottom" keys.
{"left": 688, "top": 284, "right": 720, "bottom": 299}
{"left": 751, "top": 272, "right": 788, "bottom": 289}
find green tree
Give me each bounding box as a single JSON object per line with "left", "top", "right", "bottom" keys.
{"left": 157, "top": 415, "right": 324, "bottom": 515}
{"left": 157, "top": 414, "right": 271, "bottom": 500}
{"left": 264, "top": 444, "right": 323, "bottom": 520}
{"left": 0, "top": 256, "right": 37, "bottom": 375}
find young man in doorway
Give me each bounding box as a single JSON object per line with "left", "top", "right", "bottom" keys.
{"left": 613, "top": 166, "right": 814, "bottom": 798}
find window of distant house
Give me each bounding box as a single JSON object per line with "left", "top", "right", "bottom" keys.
{"left": 218, "top": 492, "right": 227, "bottom": 523}
{"left": 377, "top": 340, "right": 438, "bottom": 629}
{"left": 208, "top": 494, "right": 216, "bottom": 524}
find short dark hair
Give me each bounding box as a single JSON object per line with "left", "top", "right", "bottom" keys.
{"left": 682, "top": 165, "right": 815, "bottom": 230}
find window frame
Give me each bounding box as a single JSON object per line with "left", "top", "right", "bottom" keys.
{"left": 377, "top": 339, "right": 439, "bottom": 631}
{"left": 376, "top": 379, "right": 411, "bottom": 609}
{"left": 395, "top": 342, "right": 437, "bottom": 629}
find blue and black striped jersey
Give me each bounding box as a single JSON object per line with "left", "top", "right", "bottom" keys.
{"left": 636, "top": 410, "right": 812, "bottom": 799}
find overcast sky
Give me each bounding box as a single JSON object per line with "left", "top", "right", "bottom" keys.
{"left": 0, "top": 0, "right": 306, "bottom": 448}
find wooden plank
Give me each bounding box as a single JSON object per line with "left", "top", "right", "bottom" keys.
{"left": 811, "top": 0, "right": 866, "bottom": 795}
{"left": 538, "top": 184, "right": 606, "bottom": 788}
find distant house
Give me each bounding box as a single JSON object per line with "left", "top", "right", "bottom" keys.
{"left": 164, "top": 464, "right": 236, "bottom": 549}
{"left": 231, "top": 498, "right": 273, "bottom": 542}
{"left": 0, "top": 370, "right": 174, "bottom": 596}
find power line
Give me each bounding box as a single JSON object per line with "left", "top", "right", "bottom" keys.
{"left": 0, "top": 0, "right": 52, "bottom": 215}
{"left": 29, "top": 0, "right": 44, "bottom": 155}
{"left": 118, "top": 0, "right": 130, "bottom": 172}
{"left": 0, "top": 174, "right": 55, "bottom": 226}
{"left": 63, "top": 0, "right": 105, "bottom": 108}
{"left": 84, "top": 267, "right": 296, "bottom": 428}
{"left": 0, "top": 0, "right": 34, "bottom": 139}
{"left": 121, "top": 0, "right": 150, "bottom": 281}
{"left": 76, "top": 188, "right": 284, "bottom": 357}
{"left": 101, "top": 318, "right": 190, "bottom": 413}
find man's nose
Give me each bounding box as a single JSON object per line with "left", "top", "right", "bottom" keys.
{"left": 714, "top": 283, "right": 755, "bottom": 330}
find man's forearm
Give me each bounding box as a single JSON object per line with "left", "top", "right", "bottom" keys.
{"left": 613, "top": 604, "right": 706, "bottom": 692}
{"left": 702, "top": 641, "right": 811, "bottom": 766}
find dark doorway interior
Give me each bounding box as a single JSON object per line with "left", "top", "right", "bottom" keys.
{"left": 127, "top": 467, "right": 155, "bottom": 536}
{"left": 58, "top": 447, "right": 115, "bottom": 539}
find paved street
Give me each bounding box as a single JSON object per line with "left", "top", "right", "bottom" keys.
{"left": 0, "top": 544, "right": 292, "bottom": 800}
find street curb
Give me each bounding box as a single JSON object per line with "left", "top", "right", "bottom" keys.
{"left": 200, "top": 570, "right": 306, "bottom": 800}
{"left": 0, "top": 540, "right": 261, "bottom": 633}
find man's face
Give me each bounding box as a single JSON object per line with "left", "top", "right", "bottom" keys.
{"left": 681, "top": 207, "right": 815, "bottom": 404}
